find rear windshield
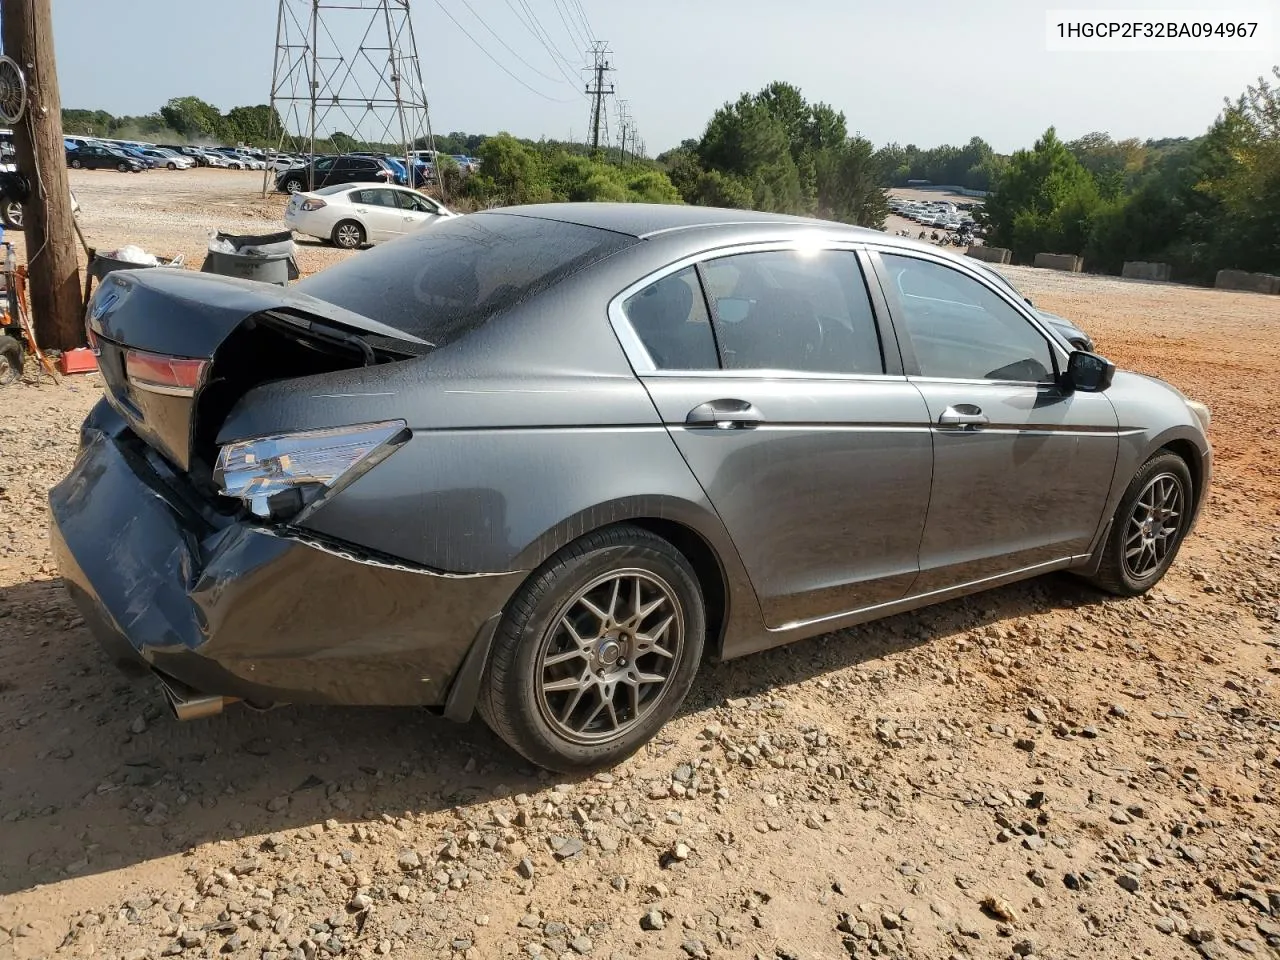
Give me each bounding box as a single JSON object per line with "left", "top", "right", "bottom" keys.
{"left": 296, "top": 213, "right": 635, "bottom": 347}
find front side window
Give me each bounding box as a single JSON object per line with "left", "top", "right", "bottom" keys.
{"left": 621, "top": 267, "right": 718, "bottom": 371}
{"left": 700, "top": 250, "right": 884, "bottom": 374}
{"left": 881, "top": 253, "right": 1056, "bottom": 383}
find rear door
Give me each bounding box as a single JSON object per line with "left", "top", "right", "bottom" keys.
{"left": 611, "top": 243, "right": 933, "bottom": 632}
{"left": 352, "top": 189, "right": 401, "bottom": 242}
{"left": 868, "top": 248, "right": 1118, "bottom": 591}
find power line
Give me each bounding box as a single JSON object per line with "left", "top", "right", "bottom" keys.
{"left": 453, "top": 0, "right": 571, "bottom": 87}
{"left": 514, "top": 0, "right": 579, "bottom": 69}
{"left": 500, "top": 0, "right": 584, "bottom": 90}
{"left": 550, "top": 0, "right": 589, "bottom": 52}
{"left": 566, "top": 0, "right": 595, "bottom": 48}
{"left": 432, "top": 0, "right": 580, "bottom": 103}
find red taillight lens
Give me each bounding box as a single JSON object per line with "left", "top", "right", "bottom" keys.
{"left": 125, "top": 349, "right": 208, "bottom": 397}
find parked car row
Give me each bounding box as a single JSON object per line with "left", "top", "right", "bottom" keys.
{"left": 890, "top": 197, "right": 981, "bottom": 234}
{"left": 61, "top": 135, "right": 312, "bottom": 174}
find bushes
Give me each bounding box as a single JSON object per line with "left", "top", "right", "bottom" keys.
{"left": 465, "top": 133, "right": 681, "bottom": 208}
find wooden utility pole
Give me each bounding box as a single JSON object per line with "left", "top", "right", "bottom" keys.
{"left": 1, "top": 0, "right": 84, "bottom": 351}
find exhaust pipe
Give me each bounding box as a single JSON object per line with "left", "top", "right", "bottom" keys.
{"left": 159, "top": 677, "right": 237, "bottom": 721}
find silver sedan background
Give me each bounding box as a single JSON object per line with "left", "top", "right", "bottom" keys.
{"left": 51, "top": 204, "right": 1211, "bottom": 773}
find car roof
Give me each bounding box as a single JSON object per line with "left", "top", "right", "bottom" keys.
{"left": 484, "top": 202, "right": 884, "bottom": 240}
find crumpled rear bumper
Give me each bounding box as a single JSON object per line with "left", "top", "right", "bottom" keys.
{"left": 49, "top": 400, "right": 523, "bottom": 707}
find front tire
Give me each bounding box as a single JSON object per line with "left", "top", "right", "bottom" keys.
{"left": 331, "top": 220, "right": 365, "bottom": 249}
{"left": 479, "top": 525, "right": 705, "bottom": 773}
{"left": 283, "top": 177, "right": 304, "bottom": 194}
{"left": 70, "top": 158, "right": 82, "bottom": 169}
{"left": 1, "top": 199, "right": 22, "bottom": 229}
{"left": 1086, "top": 452, "right": 1194, "bottom": 596}
{"left": 116, "top": 162, "right": 129, "bottom": 173}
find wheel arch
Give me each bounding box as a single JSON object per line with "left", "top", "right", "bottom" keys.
{"left": 443, "top": 500, "right": 761, "bottom": 723}
{"left": 1080, "top": 424, "right": 1209, "bottom": 576}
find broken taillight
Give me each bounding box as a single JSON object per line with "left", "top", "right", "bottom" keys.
{"left": 125, "top": 349, "right": 208, "bottom": 397}
{"left": 213, "top": 420, "right": 409, "bottom": 520}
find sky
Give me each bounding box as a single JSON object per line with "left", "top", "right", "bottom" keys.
{"left": 40, "top": 0, "right": 1280, "bottom": 154}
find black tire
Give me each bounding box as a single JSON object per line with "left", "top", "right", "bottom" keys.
{"left": 70, "top": 158, "right": 82, "bottom": 169}
{"left": 331, "top": 220, "right": 365, "bottom": 249}
{"left": 479, "top": 524, "right": 705, "bottom": 773}
{"left": 1086, "top": 452, "right": 1194, "bottom": 596}
{"left": 283, "top": 177, "right": 304, "bottom": 194}
{"left": 167, "top": 162, "right": 177, "bottom": 170}
{"left": 0, "top": 336, "right": 23, "bottom": 385}
{"left": 116, "top": 162, "right": 129, "bottom": 173}
{"left": 1, "top": 199, "right": 22, "bottom": 230}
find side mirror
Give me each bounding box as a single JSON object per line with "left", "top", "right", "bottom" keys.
{"left": 1065, "top": 350, "right": 1115, "bottom": 393}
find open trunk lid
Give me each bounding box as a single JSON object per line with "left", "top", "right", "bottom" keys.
{"left": 87, "top": 268, "right": 427, "bottom": 476}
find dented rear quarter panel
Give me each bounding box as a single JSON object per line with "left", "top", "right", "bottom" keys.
{"left": 213, "top": 258, "right": 766, "bottom": 650}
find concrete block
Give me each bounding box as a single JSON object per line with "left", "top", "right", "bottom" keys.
{"left": 1214, "top": 269, "right": 1280, "bottom": 294}
{"left": 966, "top": 245, "right": 1011, "bottom": 265}
{"left": 1121, "top": 261, "right": 1171, "bottom": 282}
{"left": 1033, "top": 252, "right": 1083, "bottom": 272}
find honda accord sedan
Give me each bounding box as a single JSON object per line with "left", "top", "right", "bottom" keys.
{"left": 50, "top": 204, "right": 1212, "bottom": 772}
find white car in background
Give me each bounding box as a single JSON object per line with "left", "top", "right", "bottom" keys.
{"left": 284, "top": 182, "right": 456, "bottom": 248}
{"left": 139, "top": 148, "right": 194, "bottom": 170}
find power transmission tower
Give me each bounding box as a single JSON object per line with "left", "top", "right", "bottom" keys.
{"left": 616, "top": 99, "right": 629, "bottom": 166}
{"left": 583, "top": 41, "right": 613, "bottom": 157}
{"left": 265, "top": 0, "right": 441, "bottom": 196}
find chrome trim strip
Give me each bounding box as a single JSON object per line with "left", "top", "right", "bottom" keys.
{"left": 640, "top": 369, "right": 907, "bottom": 382}
{"left": 127, "top": 379, "right": 196, "bottom": 398}
{"left": 772, "top": 555, "right": 1084, "bottom": 632}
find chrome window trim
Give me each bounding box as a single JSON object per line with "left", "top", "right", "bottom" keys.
{"left": 606, "top": 238, "right": 880, "bottom": 378}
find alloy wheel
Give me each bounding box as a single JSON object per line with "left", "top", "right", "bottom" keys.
{"left": 0, "top": 354, "right": 16, "bottom": 385}
{"left": 1123, "top": 472, "right": 1183, "bottom": 580}
{"left": 534, "top": 569, "right": 684, "bottom": 745}
{"left": 3, "top": 200, "right": 21, "bottom": 228}
{"left": 335, "top": 223, "right": 362, "bottom": 248}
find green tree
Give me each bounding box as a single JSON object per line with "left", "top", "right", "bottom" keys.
{"left": 814, "top": 136, "right": 889, "bottom": 227}
{"left": 159, "top": 96, "right": 223, "bottom": 140}
{"left": 984, "top": 127, "right": 1102, "bottom": 261}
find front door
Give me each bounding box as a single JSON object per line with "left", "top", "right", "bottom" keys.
{"left": 871, "top": 250, "right": 1119, "bottom": 592}
{"left": 615, "top": 246, "right": 933, "bottom": 630}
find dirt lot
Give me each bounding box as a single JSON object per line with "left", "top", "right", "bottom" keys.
{"left": 0, "top": 171, "right": 1277, "bottom": 960}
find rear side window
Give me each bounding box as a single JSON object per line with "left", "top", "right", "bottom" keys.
{"left": 622, "top": 267, "right": 718, "bottom": 370}
{"left": 701, "top": 250, "right": 884, "bottom": 374}
{"left": 298, "top": 213, "right": 635, "bottom": 347}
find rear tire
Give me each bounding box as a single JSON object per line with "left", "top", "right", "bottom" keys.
{"left": 479, "top": 525, "right": 705, "bottom": 773}
{"left": 0, "top": 336, "right": 23, "bottom": 385}
{"left": 1086, "top": 452, "right": 1194, "bottom": 596}
{"left": 1, "top": 199, "right": 22, "bottom": 229}
{"left": 332, "top": 220, "right": 365, "bottom": 249}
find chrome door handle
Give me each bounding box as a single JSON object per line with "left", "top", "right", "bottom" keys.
{"left": 686, "top": 399, "right": 764, "bottom": 430}
{"left": 938, "top": 405, "right": 989, "bottom": 429}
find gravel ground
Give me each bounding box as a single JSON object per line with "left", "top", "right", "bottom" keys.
{"left": 0, "top": 172, "right": 1277, "bottom": 960}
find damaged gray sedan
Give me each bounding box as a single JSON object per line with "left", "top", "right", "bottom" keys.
{"left": 51, "top": 204, "right": 1212, "bottom": 772}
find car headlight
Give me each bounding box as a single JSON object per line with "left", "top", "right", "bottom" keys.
{"left": 1186, "top": 399, "right": 1211, "bottom": 432}
{"left": 214, "top": 420, "right": 409, "bottom": 521}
